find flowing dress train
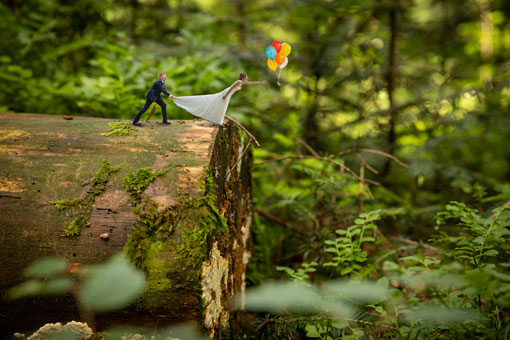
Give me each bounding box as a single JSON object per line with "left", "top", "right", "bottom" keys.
{"left": 173, "top": 81, "right": 242, "bottom": 126}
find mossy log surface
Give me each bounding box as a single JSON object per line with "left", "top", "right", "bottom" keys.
{"left": 0, "top": 113, "right": 253, "bottom": 338}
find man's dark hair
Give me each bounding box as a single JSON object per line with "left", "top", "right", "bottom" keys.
{"left": 238, "top": 73, "right": 247, "bottom": 80}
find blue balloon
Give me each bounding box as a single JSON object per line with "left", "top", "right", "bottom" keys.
{"left": 265, "top": 45, "right": 277, "bottom": 60}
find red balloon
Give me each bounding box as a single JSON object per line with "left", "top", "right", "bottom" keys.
{"left": 272, "top": 40, "right": 282, "bottom": 53}
{"left": 275, "top": 52, "right": 285, "bottom": 65}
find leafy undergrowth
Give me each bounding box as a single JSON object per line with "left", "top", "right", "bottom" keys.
{"left": 244, "top": 202, "right": 510, "bottom": 340}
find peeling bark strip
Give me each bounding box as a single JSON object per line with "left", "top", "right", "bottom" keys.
{"left": 0, "top": 113, "right": 253, "bottom": 338}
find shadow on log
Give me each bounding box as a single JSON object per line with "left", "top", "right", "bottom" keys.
{"left": 0, "top": 113, "right": 253, "bottom": 338}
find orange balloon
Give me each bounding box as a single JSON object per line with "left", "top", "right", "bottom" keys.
{"left": 275, "top": 52, "right": 285, "bottom": 65}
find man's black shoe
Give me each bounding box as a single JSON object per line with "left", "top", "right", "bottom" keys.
{"left": 133, "top": 121, "right": 142, "bottom": 127}
{"left": 162, "top": 121, "right": 171, "bottom": 125}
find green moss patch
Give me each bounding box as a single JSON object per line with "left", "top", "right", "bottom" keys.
{"left": 122, "top": 167, "right": 170, "bottom": 203}
{"left": 51, "top": 159, "right": 124, "bottom": 236}
{"left": 122, "top": 166, "right": 173, "bottom": 268}
{"left": 105, "top": 122, "right": 134, "bottom": 136}
{"left": 175, "top": 171, "right": 228, "bottom": 267}
{"left": 122, "top": 169, "right": 229, "bottom": 309}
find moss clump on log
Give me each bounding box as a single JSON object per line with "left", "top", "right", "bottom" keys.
{"left": 122, "top": 167, "right": 171, "bottom": 203}
{"left": 175, "top": 170, "right": 228, "bottom": 267}
{"left": 51, "top": 159, "right": 124, "bottom": 236}
{"left": 121, "top": 166, "right": 173, "bottom": 268}
{"left": 122, "top": 170, "right": 229, "bottom": 311}
{"left": 105, "top": 122, "right": 134, "bottom": 136}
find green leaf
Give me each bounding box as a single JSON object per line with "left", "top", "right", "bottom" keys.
{"left": 382, "top": 261, "right": 400, "bottom": 271}
{"left": 240, "top": 281, "right": 321, "bottom": 312}
{"left": 79, "top": 254, "right": 146, "bottom": 313}
{"left": 23, "top": 257, "right": 68, "bottom": 278}
{"left": 104, "top": 324, "right": 209, "bottom": 340}
{"left": 7, "top": 280, "right": 43, "bottom": 299}
{"left": 400, "top": 256, "right": 421, "bottom": 263}
{"left": 305, "top": 324, "right": 321, "bottom": 338}
{"left": 376, "top": 277, "right": 390, "bottom": 289}
{"left": 7, "top": 277, "right": 73, "bottom": 299}
{"left": 405, "top": 306, "right": 482, "bottom": 325}
{"left": 325, "top": 280, "right": 389, "bottom": 303}
{"left": 240, "top": 281, "right": 354, "bottom": 317}
{"left": 483, "top": 249, "right": 499, "bottom": 257}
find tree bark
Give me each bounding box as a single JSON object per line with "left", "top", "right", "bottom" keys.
{"left": 0, "top": 113, "right": 253, "bottom": 338}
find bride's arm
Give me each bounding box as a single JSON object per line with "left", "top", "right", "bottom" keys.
{"left": 222, "top": 81, "right": 241, "bottom": 99}
{"left": 245, "top": 80, "right": 267, "bottom": 85}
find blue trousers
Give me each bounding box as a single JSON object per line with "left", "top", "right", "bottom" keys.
{"left": 133, "top": 96, "right": 167, "bottom": 123}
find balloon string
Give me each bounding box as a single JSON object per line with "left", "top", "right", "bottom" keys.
{"left": 276, "top": 67, "right": 282, "bottom": 86}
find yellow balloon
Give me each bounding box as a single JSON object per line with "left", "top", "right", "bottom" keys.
{"left": 267, "top": 58, "right": 277, "bottom": 71}
{"left": 281, "top": 43, "right": 292, "bottom": 57}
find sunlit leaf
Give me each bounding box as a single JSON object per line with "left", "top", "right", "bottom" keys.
{"left": 405, "top": 305, "right": 482, "bottom": 325}
{"left": 23, "top": 257, "right": 68, "bottom": 278}
{"left": 324, "top": 280, "right": 389, "bottom": 303}
{"left": 79, "top": 254, "right": 146, "bottom": 313}
{"left": 7, "top": 277, "right": 73, "bottom": 299}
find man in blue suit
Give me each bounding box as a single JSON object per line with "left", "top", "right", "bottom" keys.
{"left": 133, "top": 72, "right": 176, "bottom": 126}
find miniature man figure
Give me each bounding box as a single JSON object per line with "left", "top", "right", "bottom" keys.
{"left": 132, "top": 72, "right": 176, "bottom": 127}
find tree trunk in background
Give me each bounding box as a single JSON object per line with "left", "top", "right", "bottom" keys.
{"left": 381, "top": 1, "right": 398, "bottom": 178}
{"left": 479, "top": 0, "right": 493, "bottom": 60}
{"left": 131, "top": 0, "right": 139, "bottom": 40}
{"left": 303, "top": 74, "right": 321, "bottom": 152}
{"left": 235, "top": 0, "right": 247, "bottom": 46}
{"left": 0, "top": 113, "right": 253, "bottom": 339}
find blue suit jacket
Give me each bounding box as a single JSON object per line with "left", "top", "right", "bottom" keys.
{"left": 146, "top": 79, "right": 171, "bottom": 102}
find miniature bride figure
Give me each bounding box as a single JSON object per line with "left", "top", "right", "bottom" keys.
{"left": 173, "top": 73, "right": 266, "bottom": 126}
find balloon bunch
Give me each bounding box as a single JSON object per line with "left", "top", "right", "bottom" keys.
{"left": 265, "top": 40, "right": 292, "bottom": 86}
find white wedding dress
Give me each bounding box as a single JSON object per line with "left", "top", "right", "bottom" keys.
{"left": 173, "top": 81, "right": 242, "bottom": 126}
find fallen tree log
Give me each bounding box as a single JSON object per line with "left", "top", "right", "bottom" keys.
{"left": 0, "top": 113, "right": 253, "bottom": 338}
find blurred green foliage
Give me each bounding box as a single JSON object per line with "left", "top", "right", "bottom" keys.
{"left": 244, "top": 202, "right": 510, "bottom": 339}
{"left": 8, "top": 254, "right": 145, "bottom": 312}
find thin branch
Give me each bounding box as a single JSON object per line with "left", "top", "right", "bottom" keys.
{"left": 373, "top": 245, "right": 418, "bottom": 266}
{"left": 264, "top": 315, "right": 395, "bottom": 330}
{"left": 335, "top": 148, "right": 409, "bottom": 168}
{"left": 359, "top": 153, "right": 379, "bottom": 175}
{"left": 257, "top": 155, "right": 357, "bottom": 181}
{"left": 298, "top": 138, "right": 320, "bottom": 158}
{"left": 299, "top": 204, "right": 320, "bottom": 231}
{"left": 359, "top": 160, "right": 365, "bottom": 212}
{"left": 365, "top": 178, "right": 381, "bottom": 186}
{"left": 392, "top": 237, "right": 440, "bottom": 252}
{"left": 224, "top": 115, "right": 260, "bottom": 147}
{"left": 226, "top": 139, "right": 252, "bottom": 179}
{"left": 255, "top": 155, "right": 374, "bottom": 199}
{"left": 255, "top": 207, "right": 308, "bottom": 238}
